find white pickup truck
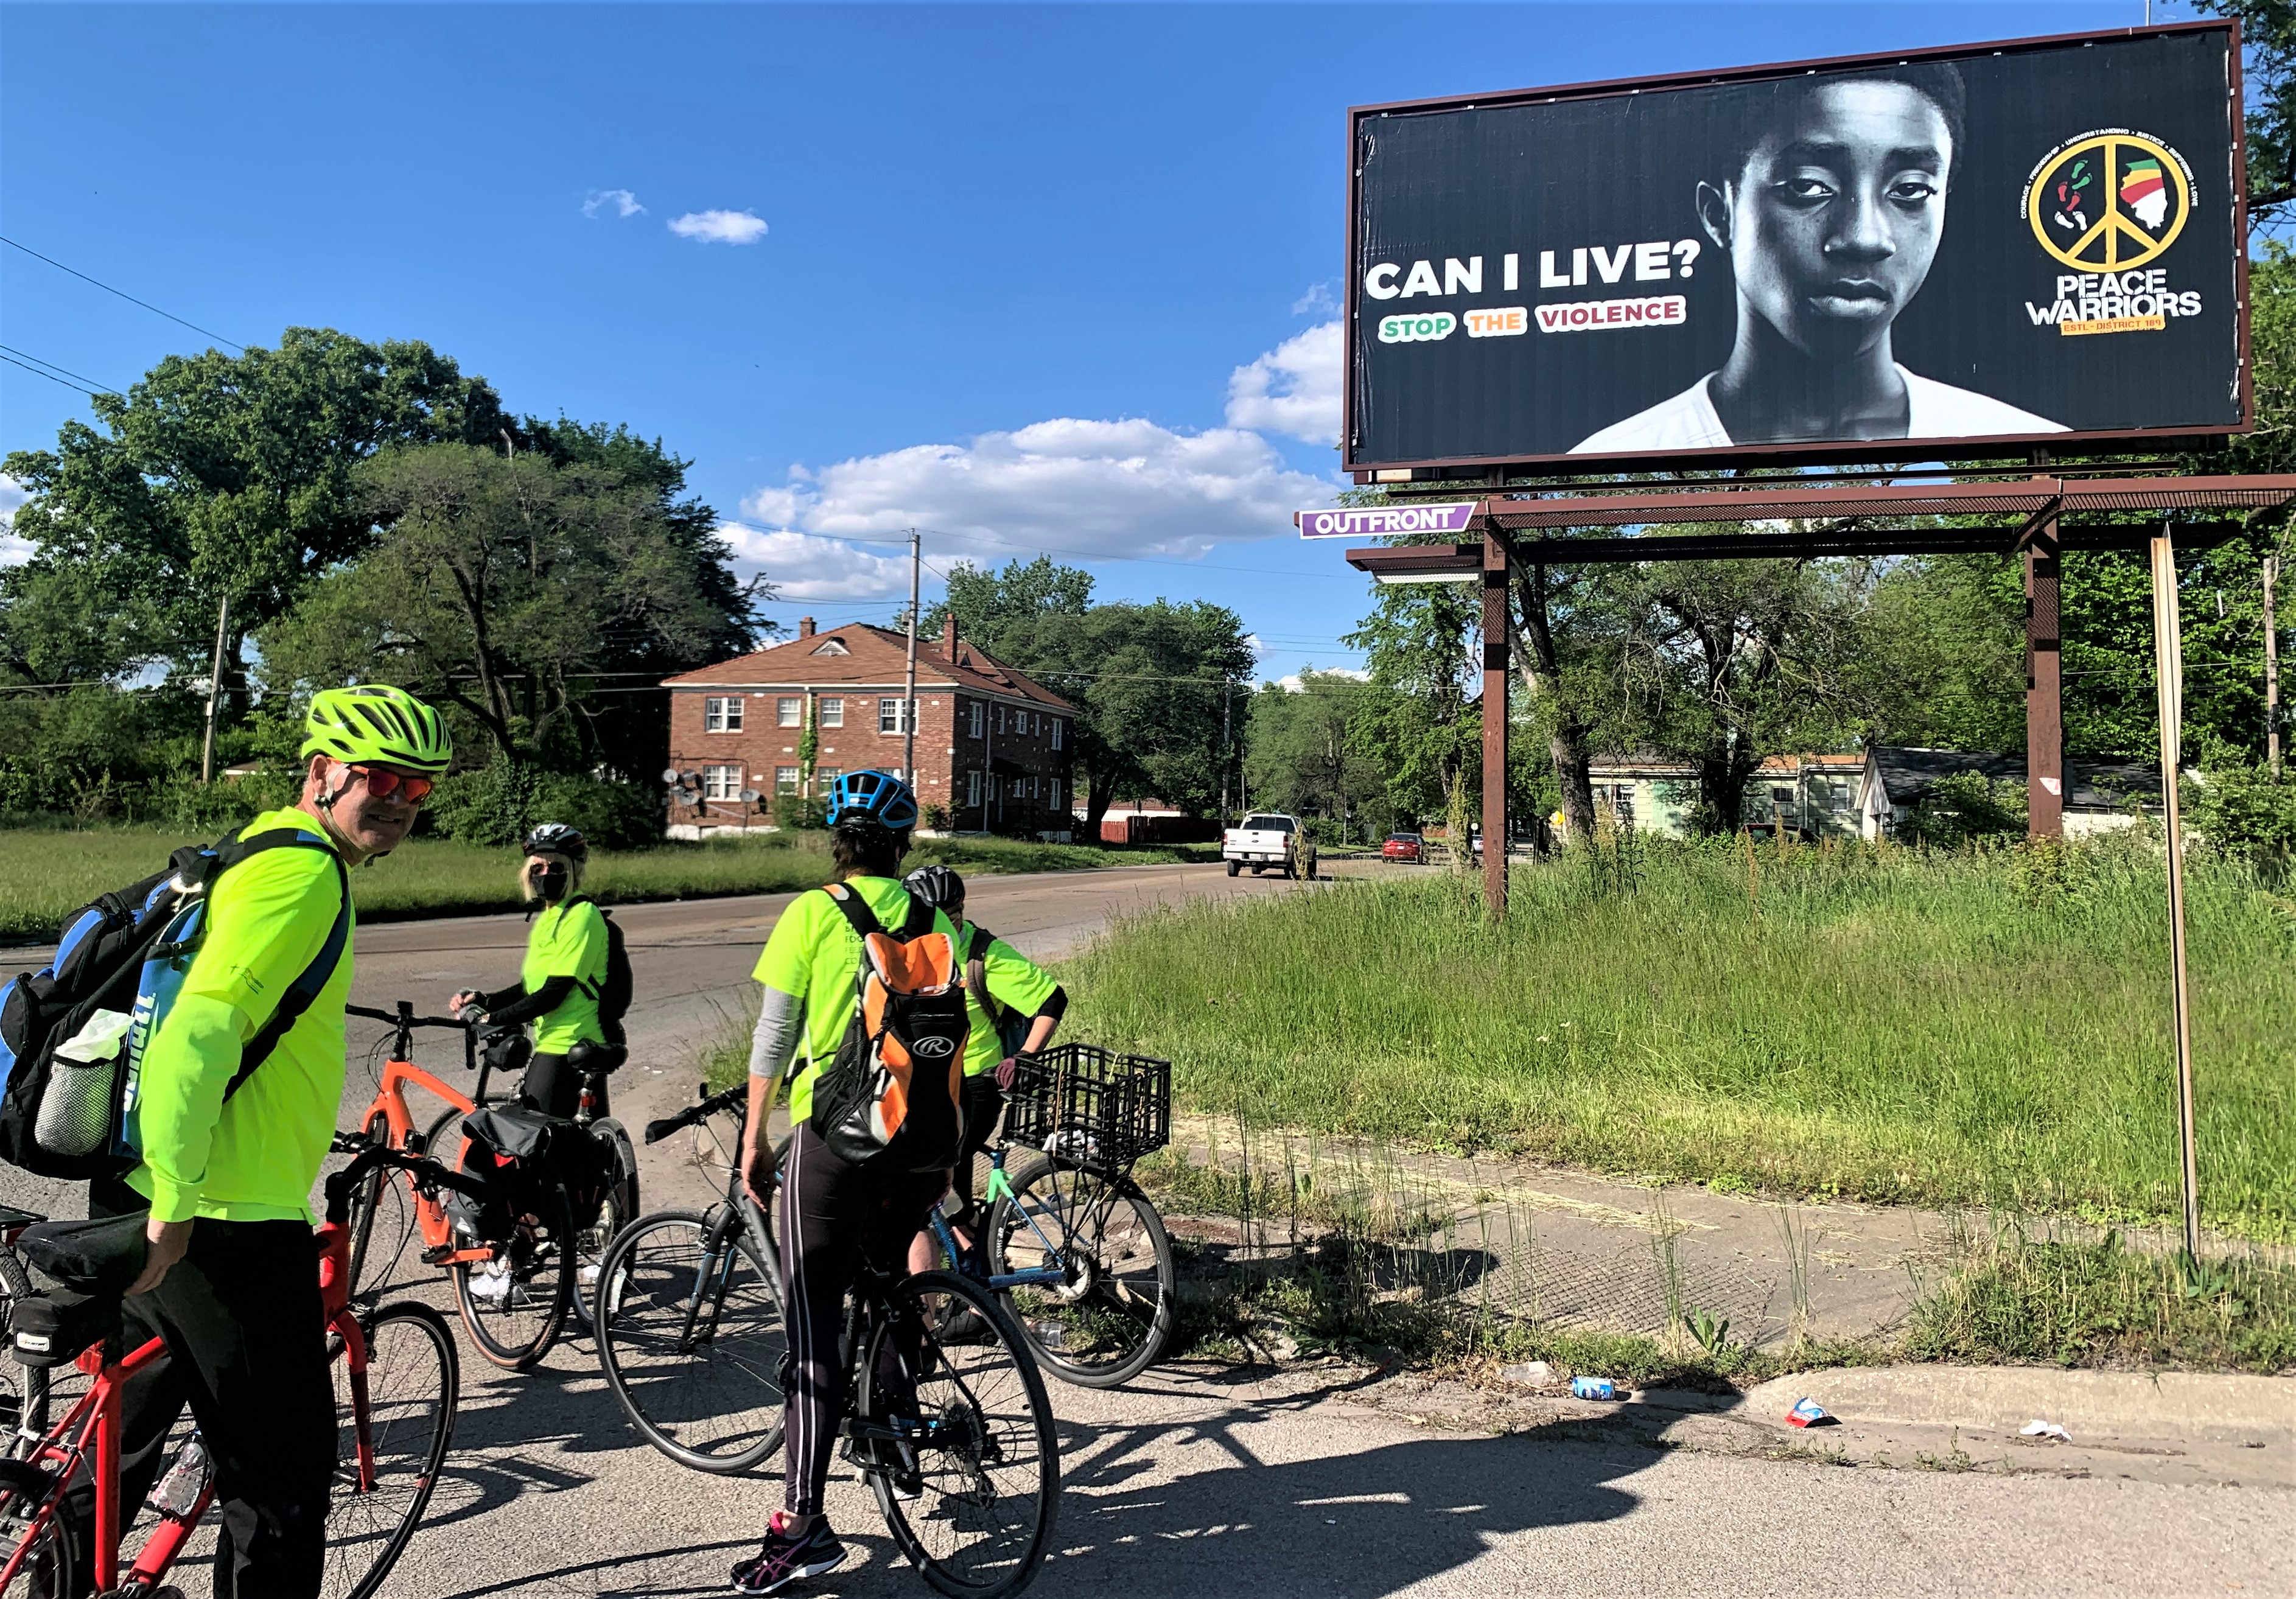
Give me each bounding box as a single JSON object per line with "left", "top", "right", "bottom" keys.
{"left": 1223, "top": 813, "right": 1318, "bottom": 880}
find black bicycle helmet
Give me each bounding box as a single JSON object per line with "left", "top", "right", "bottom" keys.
{"left": 827, "top": 769, "right": 919, "bottom": 831}
{"left": 522, "top": 822, "right": 589, "bottom": 861}
{"left": 902, "top": 864, "right": 965, "bottom": 911}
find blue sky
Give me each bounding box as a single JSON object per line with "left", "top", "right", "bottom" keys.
{"left": 2, "top": 1, "right": 2157, "bottom": 686}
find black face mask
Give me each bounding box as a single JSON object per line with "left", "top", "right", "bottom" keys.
{"left": 537, "top": 863, "right": 570, "bottom": 900}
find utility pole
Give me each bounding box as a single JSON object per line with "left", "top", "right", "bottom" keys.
{"left": 200, "top": 594, "right": 231, "bottom": 784}
{"left": 1219, "top": 681, "right": 1232, "bottom": 825}
{"left": 902, "top": 528, "right": 921, "bottom": 782}
{"left": 2266, "top": 551, "right": 2281, "bottom": 779}
{"left": 2151, "top": 530, "right": 2202, "bottom": 1261}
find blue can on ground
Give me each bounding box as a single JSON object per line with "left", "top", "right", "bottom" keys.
{"left": 1571, "top": 1376, "right": 1616, "bottom": 1401}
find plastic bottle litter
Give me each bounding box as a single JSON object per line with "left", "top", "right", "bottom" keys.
{"left": 1570, "top": 1376, "right": 1617, "bottom": 1401}
{"left": 1786, "top": 1396, "right": 1834, "bottom": 1428}
{"left": 2020, "top": 1418, "right": 2073, "bottom": 1442}
{"left": 149, "top": 1435, "right": 210, "bottom": 1519}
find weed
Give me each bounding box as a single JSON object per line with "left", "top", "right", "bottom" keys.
{"left": 1914, "top": 1429, "right": 1978, "bottom": 1473}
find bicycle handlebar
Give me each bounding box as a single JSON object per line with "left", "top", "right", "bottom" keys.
{"left": 346, "top": 1004, "right": 472, "bottom": 1032}
{"left": 322, "top": 1144, "right": 483, "bottom": 1224}
{"left": 643, "top": 1083, "right": 747, "bottom": 1145}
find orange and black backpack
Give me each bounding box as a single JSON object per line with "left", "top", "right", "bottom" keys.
{"left": 809, "top": 883, "right": 968, "bottom": 1169}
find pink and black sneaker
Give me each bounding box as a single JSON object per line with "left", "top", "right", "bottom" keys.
{"left": 730, "top": 1513, "right": 847, "bottom": 1594}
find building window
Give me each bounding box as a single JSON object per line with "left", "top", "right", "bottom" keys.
{"left": 1050, "top": 778, "right": 1063, "bottom": 811}
{"left": 996, "top": 705, "right": 1006, "bottom": 735}
{"left": 775, "top": 766, "right": 800, "bottom": 793}
{"left": 966, "top": 769, "right": 981, "bottom": 808}
{"left": 810, "top": 637, "right": 850, "bottom": 656}
{"left": 777, "top": 697, "right": 802, "bottom": 727}
{"left": 968, "top": 701, "right": 984, "bottom": 739}
{"left": 815, "top": 766, "right": 842, "bottom": 794}
{"left": 1050, "top": 718, "right": 1062, "bottom": 751}
{"left": 704, "top": 696, "right": 743, "bottom": 733}
{"left": 701, "top": 764, "right": 743, "bottom": 801}
{"left": 820, "top": 696, "right": 844, "bottom": 727}
{"left": 878, "top": 698, "right": 910, "bottom": 734}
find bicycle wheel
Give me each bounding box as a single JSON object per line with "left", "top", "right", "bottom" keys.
{"left": 595, "top": 1208, "right": 785, "bottom": 1474}
{"left": 6, "top": 1513, "right": 75, "bottom": 1597}
{"left": 570, "top": 1119, "right": 640, "bottom": 1332}
{"left": 988, "top": 1152, "right": 1175, "bottom": 1388}
{"left": 858, "top": 1269, "right": 1058, "bottom": 1599}
{"left": 343, "top": 1113, "right": 402, "bottom": 1301}
{"left": 452, "top": 1188, "right": 576, "bottom": 1371}
{"left": 0, "top": 1242, "right": 50, "bottom": 1444}
{"left": 321, "top": 1301, "right": 458, "bottom": 1599}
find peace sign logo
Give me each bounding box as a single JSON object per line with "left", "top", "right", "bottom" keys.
{"left": 2023, "top": 130, "right": 2193, "bottom": 273}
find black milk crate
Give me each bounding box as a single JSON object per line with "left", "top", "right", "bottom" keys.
{"left": 1003, "top": 1043, "right": 1171, "bottom": 1166}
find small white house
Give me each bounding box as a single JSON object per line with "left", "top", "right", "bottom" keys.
{"left": 1858, "top": 747, "right": 2162, "bottom": 840}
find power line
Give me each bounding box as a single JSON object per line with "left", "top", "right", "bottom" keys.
{"left": 0, "top": 236, "right": 246, "bottom": 352}
{"left": 0, "top": 352, "right": 107, "bottom": 399}
{"left": 0, "top": 344, "right": 125, "bottom": 396}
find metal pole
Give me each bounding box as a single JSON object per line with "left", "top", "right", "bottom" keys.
{"left": 1480, "top": 531, "right": 1510, "bottom": 918}
{"left": 200, "top": 593, "right": 231, "bottom": 784}
{"left": 1219, "top": 681, "right": 1231, "bottom": 827}
{"left": 903, "top": 528, "right": 920, "bottom": 782}
{"left": 2151, "top": 531, "right": 2202, "bottom": 1261}
{"left": 2026, "top": 453, "right": 2064, "bottom": 838}
{"left": 2266, "top": 551, "right": 2281, "bottom": 779}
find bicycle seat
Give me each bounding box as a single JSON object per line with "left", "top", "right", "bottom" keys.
{"left": 565, "top": 1041, "right": 628, "bottom": 1075}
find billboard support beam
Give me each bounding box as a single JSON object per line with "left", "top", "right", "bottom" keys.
{"left": 1481, "top": 530, "right": 1510, "bottom": 918}
{"left": 2027, "top": 455, "right": 2065, "bottom": 839}
{"left": 2150, "top": 528, "right": 2202, "bottom": 1260}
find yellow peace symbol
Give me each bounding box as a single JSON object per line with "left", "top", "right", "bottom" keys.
{"left": 2026, "top": 132, "right": 2189, "bottom": 272}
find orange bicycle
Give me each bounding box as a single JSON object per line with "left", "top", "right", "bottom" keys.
{"left": 340, "top": 1002, "right": 635, "bottom": 1371}
{"left": 0, "top": 1145, "right": 463, "bottom": 1599}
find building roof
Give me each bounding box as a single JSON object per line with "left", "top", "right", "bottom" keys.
{"left": 1589, "top": 752, "right": 1866, "bottom": 780}
{"left": 665, "top": 623, "right": 1074, "bottom": 712}
{"left": 1865, "top": 747, "right": 2163, "bottom": 813}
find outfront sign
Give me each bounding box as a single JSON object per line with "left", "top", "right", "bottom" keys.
{"left": 1346, "top": 23, "right": 2249, "bottom": 473}
{"left": 1296, "top": 502, "right": 1480, "bottom": 537}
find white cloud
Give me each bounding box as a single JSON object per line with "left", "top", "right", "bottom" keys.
{"left": 1290, "top": 282, "right": 1337, "bottom": 317}
{"left": 1225, "top": 321, "right": 1342, "bottom": 447}
{"left": 581, "top": 188, "right": 645, "bottom": 218}
{"left": 737, "top": 417, "right": 1328, "bottom": 563}
{"left": 718, "top": 523, "right": 911, "bottom": 601}
{"left": 1275, "top": 666, "right": 1370, "bottom": 691}
{"left": 0, "top": 474, "right": 30, "bottom": 567}
{"left": 669, "top": 209, "right": 769, "bottom": 245}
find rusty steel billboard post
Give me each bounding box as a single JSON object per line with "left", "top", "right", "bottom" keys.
{"left": 1346, "top": 22, "right": 2250, "bottom": 480}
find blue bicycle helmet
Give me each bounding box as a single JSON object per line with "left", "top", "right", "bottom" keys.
{"left": 827, "top": 768, "right": 919, "bottom": 831}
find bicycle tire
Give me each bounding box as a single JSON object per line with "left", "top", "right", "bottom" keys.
{"left": 858, "top": 1268, "right": 1058, "bottom": 1599}
{"left": 570, "top": 1119, "right": 640, "bottom": 1332}
{"left": 321, "top": 1300, "right": 458, "bottom": 1599}
{"left": 988, "top": 1151, "right": 1175, "bottom": 1388}
{"left": 3, "top": 1506, "right": 74, "bottom": 1595}
{"left": 343, "top": 1111, "right": 396, "bottom": 1300}
{"left": 452, "top": 1186, "right": 576, "bottom": 1371}
{"left": 0, "top": 1241, "right": 50, "bottom": 1444}
{"left": 595, "top": 1208, "right": 786, "bottom": 1474}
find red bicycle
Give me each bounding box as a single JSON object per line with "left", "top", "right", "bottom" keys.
{"left": 0, "top": 1146, "right": 466, "bottom": 1598}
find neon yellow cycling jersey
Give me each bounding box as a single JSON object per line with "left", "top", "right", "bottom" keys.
{"left": 128, "top": 808, "right": 353, "bottom": 1224}
{"left": 751, "top": 877, "right": 958, "bottom": 1124}
{"left": 523, "top": 898, "right": 609, "bottom": 1053}
{"left": 956, "top": 923, "right": 1055, "bottom": 1078}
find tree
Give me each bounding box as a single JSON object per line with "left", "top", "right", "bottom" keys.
{"left": 2195, "top": 1, "right": 2296, "bottom": 226}
{"left": 259, "top": 444, "right": 732, "bottom": 765}
{"left": 922, "top": 556, "right": 1093, "bottom": 639}
{"left": 1244, "top": 671, "right": 1387, "bottom": 837}
{"left": 1344, "top": 577, "right": 1482, "bottom": 825}
{"left": 0, "top": 328, "right": 510, "bottom": 688}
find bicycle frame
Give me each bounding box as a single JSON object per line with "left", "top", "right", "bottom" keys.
{"left": 928, "top": 1149, "right": 1067, "bottom": 1293}
{"left": 348, "top": 1002, "right": 500, "bottom": 1269}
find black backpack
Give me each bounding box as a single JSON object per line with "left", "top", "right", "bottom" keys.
{"left": 964, "top": 925, "right": 1032, "bottom": 1059}
{"left": 0, "top": 826, "right": 349, "bottom": 1181}
{"left": 566, "top": 897, "right": 632, "bottom": 1046}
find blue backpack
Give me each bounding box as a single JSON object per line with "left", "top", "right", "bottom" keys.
{"left": 0, "top": 826, "right": 349, "bottom": 1181}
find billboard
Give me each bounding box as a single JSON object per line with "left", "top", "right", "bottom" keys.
{"left": 1345, "top": 23, "right": 2249, "bottom": 474}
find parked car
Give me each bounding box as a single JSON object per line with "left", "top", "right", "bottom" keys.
{"left": 1382, "top": 831, "right": 1424, "bottom": 863}
{"left": 1223, "top": 813, "right": 1318, "bottom": 879}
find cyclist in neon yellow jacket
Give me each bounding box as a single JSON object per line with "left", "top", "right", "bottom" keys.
{"left": 96, "top": 685, "right": 450, "bottom": 1596}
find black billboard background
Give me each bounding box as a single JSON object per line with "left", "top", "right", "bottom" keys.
{"left": 1348, "top": 27, "right": 2244, "bottom": 469}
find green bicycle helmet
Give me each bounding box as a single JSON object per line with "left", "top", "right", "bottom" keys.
{"left": 301, "top": 685, "right": 453, "bottom": 775}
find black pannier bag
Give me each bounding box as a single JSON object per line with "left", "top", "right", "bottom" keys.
{"left": 447, "top": 1105, "right": 613, "bottom": 1241}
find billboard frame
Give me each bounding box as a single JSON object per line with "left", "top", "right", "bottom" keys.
{"left": 1342, "top": 19, "right": 2252, "bottom": 482}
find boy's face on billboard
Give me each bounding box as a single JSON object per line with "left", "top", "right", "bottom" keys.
{"left": 1716, "top": 80, "right": 1951, "bottom": 360}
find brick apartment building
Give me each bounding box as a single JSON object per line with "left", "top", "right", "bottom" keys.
{"left": 662, "top": 617, "right": 1077, "bottom": 838}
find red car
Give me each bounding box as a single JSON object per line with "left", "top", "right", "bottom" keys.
{"left": 1382, "top": 831, "right": 1424, "bottom": 863}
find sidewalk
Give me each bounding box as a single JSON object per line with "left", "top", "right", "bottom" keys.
{"left": 1159, "top": 1112, "right": 2275, "bottom": 1349}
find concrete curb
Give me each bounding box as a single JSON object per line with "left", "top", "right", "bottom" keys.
{"left": 1741, "top": 1365, "right": 2296, "bottom": 1441}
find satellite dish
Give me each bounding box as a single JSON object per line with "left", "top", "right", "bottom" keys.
{"left": 660, "top": 768, "right": 680, "bottom": 785}
{"left": 738, "top": 789, "right": 760, "bottom": 803}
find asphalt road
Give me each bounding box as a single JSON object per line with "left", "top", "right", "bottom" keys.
{"left": 5, "top": 861, "right": 2286, "bottom": 1596}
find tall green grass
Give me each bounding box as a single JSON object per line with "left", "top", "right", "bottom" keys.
{"left": 0, "top": 823, "right": 1178, "bottom": 944}
{"left": 1063, "top": 835, "right": 2296, "bottom": 1241}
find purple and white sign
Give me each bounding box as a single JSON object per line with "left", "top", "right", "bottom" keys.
{"left": 1295, "top": 502, "right": 1479, "bottom": 539}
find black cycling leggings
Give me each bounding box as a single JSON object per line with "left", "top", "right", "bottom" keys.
{"left": 776, "top": 1121, "right": 946, "bottom": 1519}
{"left": 948, "top": 1074, "right": 1007, "bottom": 1232}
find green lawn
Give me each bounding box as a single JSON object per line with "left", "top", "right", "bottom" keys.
{"left": 0, "top": 823, "right": 1179, "bottom": 944}
{"left": 1059, "top": 838, "right": 2296, "bottom": 1242}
